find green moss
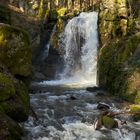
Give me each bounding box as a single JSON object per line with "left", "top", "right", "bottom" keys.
{"left": 118, "top": 33, "right": 140, "bottom": 63}
{"left": 102, "top": 116, "right": 116, "bottom": 128}
{"left": 135, "top": 91, "right": 140, "bottom": 104}
{"left": 56, "top": 18, "right": 65, "bottom": 33}
{"left": 0, "top": 106, "right": 4, "bottom": 113}
{"left": 0, "top": 80, "right": 29, "bottom": 122}
{"left": 100, "top": 10, "right": 116, "bottom": 21}
{"left": 0, "top": 73, "right": 15, "bottom": 102}
{"left": 115, "top": 0, "right": 121, "bottom": 3}
{"left": 57, "top": 8, "right": 67, "bottom": 17}
{"left": 130, "top": 105, "right": 140, "bottom": 121}
{"left": 99, "top": 32, "right": 140, "bottom": 103}
{"left": 130, "top": 104, "right": 140, "bottom": 112}
{"left": 14, "top": 80, "right": 30, "bottom": 117}
{"left": 0, "top": 24, "right": 32, "bottom": 77}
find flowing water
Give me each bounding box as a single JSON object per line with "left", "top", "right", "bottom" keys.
{"left": 23, "top": 12, "right": 140, "bottom": 140}
{"left": 58, "top": 12, "right": 98, "bottom": 83}
{"left": 23, "top": 88, "right": 140, "bottom": 140}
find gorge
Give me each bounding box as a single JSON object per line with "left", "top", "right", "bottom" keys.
{"left": 0, "top": 0, "right": 140, "bottom": 140}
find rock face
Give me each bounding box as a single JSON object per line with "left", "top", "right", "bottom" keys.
{"left": 0, "top": 79, "right": 30, "bottom": 122}
{"left": 0, "top": 24, "right": 31, "bottom": 120}
{"left": 0, "top": 112, "right": 22, "bottom": 140}
{"left": 0, "top": 73, "right": 15, "bottom": 102}
{"left": 98, "top": 0, "right": 140, "bottom": 104}
{"left": 99, "top": 33, "right": 140, "bottom": 103}
{"left": 0, "top": 11, "right": 32, "bottom": 139}
{"left": 0, "top": 23, "right": 32, "bottom": 76}
{"left": 99, "top": 0, "right": 128, "bottom": 46}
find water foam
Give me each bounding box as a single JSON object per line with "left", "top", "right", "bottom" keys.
{"left": 33, "top": 12, "right": 98, "bottom": 88}
{"left": 59, "top": 11, "right": 98, "bottom": 83}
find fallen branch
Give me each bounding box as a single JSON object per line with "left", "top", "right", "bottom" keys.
{"left": 108, "top": 111, "right": 140, "bottom": 117}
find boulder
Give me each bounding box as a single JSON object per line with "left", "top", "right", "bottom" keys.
{"left": 97, "top": 102, "right": 110, "bottom": 110}
{"left": 130, "top": 105, "right": 140, "bottom": 121}
{"left": 0, "top": 72, "right": 15, "bottom": 102}
{"left": 0, "top": 80, "right": 30, "bottom": 122}
{"left": 0, "top": 112, "right": 22, "bottom": 140}
{"left": 86, "top": 86, "right": 101, "bottom": 92}
{"left": 102, "top": 116, "right": 117, "bottom": 129}
{"left": 0, "top": 23, "right": 32, "bottom": 77}
{"left": 94, "top": 115, "right": 118, "bottom": 130}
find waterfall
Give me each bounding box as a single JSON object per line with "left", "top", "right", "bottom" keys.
{"left": 42, "top": 25, "right": 56, "bottom": 61}
{"left": 35, "top": 11, "right": 98, "bottom": 87}
{"left": 59, "top": 12, "right": 98, "bottom": 85}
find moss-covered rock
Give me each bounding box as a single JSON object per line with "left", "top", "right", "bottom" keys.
{"left": 0, "top": 112, "right": 22, "bottom": 140}
{"left": 0, "top": 80, "right": 29, "bottom": 122}
{"left": 57, "top": 8, "right": 67, "bottom": 17}
{"left": 99, "top": 32, "right": 140, "bottom": 103}
{"left": 0, "top": 73, "right": 15, "bottom": 102}
{"left": 0, "top": 23, "right": 32, "bottom": 77}
{"left": 99, "top": 0, "right": 128, "bottom": 45}
{"left": 102, "top": 116, "right": 116, "bottom": 129}
{"left": 48, "top": 9, "right": 58, "bottom": 21}
{"left": 130, "top": 105, "right": 140, "bottom": 121}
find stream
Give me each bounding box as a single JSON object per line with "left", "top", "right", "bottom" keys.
{"left": 23, "top": 11, "right": 140, "bottom": 140}
{"left": 23, "top": 85, "right": 140, "bottom": 140}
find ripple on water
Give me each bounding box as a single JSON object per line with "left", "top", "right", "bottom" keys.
{"left": 23, "top": 89, "right": 140, "bottom": 140}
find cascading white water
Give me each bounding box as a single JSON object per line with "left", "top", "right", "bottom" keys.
{"left": 59, "top": 12, "right": 98, "bottom": 85}
{"left": 42, "top": 25, "right": 56, "bottom": 61}
{"left": 34, "top": 11, "right": 98, "bottom": 87}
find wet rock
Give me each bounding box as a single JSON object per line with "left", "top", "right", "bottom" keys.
{"left": 94, "top": 115, "right": 118, "bottom": 130}
{"left": 97, "top": 102, "right": 110, "bottom": 110}
{"left": 96, "top": 91, "right": 108, "bottom": 96}
{"left": 102, "top": 116, "right": 118, "bottom": 129}
{"left": 34, "top": 72, "right": 46, "bottom": 80}
{"left": 86, "top": 86, "right": 101, "bottom": 92}
{"left": 49, "top": 120, "right": 65, "bottom": 131}
{"left": 0, "top": 112, "right": 23, "bottom": 140}
{"left": 70, "top": 95, "right": 77, "bottom": 100}
{"left": 0, "top": 80, "right": 30, "bottom": 122}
